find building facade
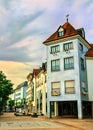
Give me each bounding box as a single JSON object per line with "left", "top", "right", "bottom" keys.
{"left": 85, "top": 44, "right": 93, "bottom": 117}
{"left": 43, "top": 21, "right": 91, "bottom": 119}
{"left": 36, "top": 63, "right": 47, "bottom": 115}
{"left": 26, "top": 69, "right": 38, "bottom": 114}
{"left": 14, "top": 81, "right": 27, "bottom": 108}
{"left": 26, "top": 63, "right": 47, "bottom": 116}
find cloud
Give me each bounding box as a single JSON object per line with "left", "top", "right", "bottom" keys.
{"left": 0, "top": 0, "right": 93, "bottom": 62}
{"left": 0, "top": 0, "right": 46, "bottom": 62}
{"left": 1, "top": 0, "right": 93, "bottom": 90}
{"left": 0, "top": 60, "right": 38, "bottom": 88}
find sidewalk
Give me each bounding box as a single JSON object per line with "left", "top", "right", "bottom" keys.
{"left": 53, "top": 118, "right": 93, "bottom": 130}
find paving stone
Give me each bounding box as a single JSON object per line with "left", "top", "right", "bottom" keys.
{"left": 0, "top": 113, "right": 93, "bottom": 130}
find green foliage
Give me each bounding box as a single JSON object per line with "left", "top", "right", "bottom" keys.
{"left": 9, "top": 99, "right": 15, "bottom": 106}
{"left": 0, "top": 71, "right": 13, "bottom": 112}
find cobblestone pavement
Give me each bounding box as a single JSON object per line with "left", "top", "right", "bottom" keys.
{"left": 0, "top": 113, "right": 93, "bottom": 130}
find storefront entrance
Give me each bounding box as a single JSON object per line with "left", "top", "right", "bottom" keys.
{"left": 82, "top": 101, "right": 92, "bottom": 118}
{"left": 58, "top": 101, "right": 78, "bottom": 117}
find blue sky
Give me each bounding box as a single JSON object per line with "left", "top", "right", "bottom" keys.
{"left": 0, "top": 0, "right": 93, "bottom": 88}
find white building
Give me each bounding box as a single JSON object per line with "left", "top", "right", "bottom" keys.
{"left": 85, "top": 44, "right": 93, "bottom": 117}
{"left": 14, "top": 81, "right": 27, "bottom": 108}
{"left": 43, "top": 20, "right": 91, "bottom": 119}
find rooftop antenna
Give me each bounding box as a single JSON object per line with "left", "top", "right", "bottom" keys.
{"left": 66, "top": 14, "right": 69, "bottom": 22}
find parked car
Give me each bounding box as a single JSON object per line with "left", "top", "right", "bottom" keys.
{"left": 14, "top": 108, "right": 26, "bottom": 116}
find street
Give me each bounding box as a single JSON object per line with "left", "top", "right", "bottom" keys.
{"left": 0, "top": 112, "right": 93, "bottom": 130}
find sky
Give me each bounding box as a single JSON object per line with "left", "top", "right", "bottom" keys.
{"left": 0, "top": 0, "right": 93, "bottom": 89}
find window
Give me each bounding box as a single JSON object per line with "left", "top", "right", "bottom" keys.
{"left": 81, "top": 81, "right": 87, "bottom": 95}
{"left": 58, "top": 31, "right": 64, "bottom": 36}
{"left": 31, "top": 84, "right": 34, "bottom": 101}
{"left": 45, "top": 75, "right": 47, "bottom": 83}
{"left": 51, "top": 82, "right": 60, "bottom": 96}
{"left": 82, "top": 81, "right": 85, "bottom": 88}
{"left": 51, "top": 59, "right": 60, "bottom": 71}
{"left": 65, "top": 80, "right": 75, "bottom": 94}
{"left": 79, "top": 43, "right": 83, "bottom": 51}
{"left": 64, "top": 57, "right": 74, "bottom": 69}
{"left": 51, "top": 45, "right": 60, "bottom": 54}
{"left": 80, "top": 58, "right": 84, "bottom": 70}
{"left": 58, "top": 27, "right": 64, "bottom": 37}
{"left": 63, "top": 42, "right": 73, "bottom": 51}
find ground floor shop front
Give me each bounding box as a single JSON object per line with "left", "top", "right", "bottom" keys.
{"left": 49, "top": 101, "right": 93, "bottom": 119}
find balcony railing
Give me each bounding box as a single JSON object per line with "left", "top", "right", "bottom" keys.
{"left": 51, "top": 88, "right": 60, "bottom": 96}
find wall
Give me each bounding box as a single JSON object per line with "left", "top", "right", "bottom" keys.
{"left": 86, "top": 58, "right": 93, "bottom": 101}
{"left": 47, "top": 38, "right": 81, "bottom": 102}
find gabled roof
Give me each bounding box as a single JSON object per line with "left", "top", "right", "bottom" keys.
{"left": 85, "top": 44, "right": 93, "bottom": 57}
{"left": 27, "top": 73, "right": 32, "bottom": 80}
{"left": 43, "top": 22, "right": 78, "bottom": 44}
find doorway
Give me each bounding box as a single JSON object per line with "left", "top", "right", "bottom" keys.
{"left": 58, "top": 101, "right": 78, "bottom": 117}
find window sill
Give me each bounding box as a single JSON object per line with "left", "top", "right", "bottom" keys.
{"left": 50, "top": 51, "right": 60, "bottom": 54}
{"left": 51, "top": 70, "right": 60, "bottom": 72}
{"left": 65, "top": 93, "right": 75, "bottom": 94}
{"left": 64, "top": 68, "right": 74, "bottom": 70}
{"left": 51, "top": 94, "right": 61, "bottom": 96}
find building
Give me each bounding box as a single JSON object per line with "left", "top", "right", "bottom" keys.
{"left": 36, "top": 63, "right": 47, "bottom": 115}
{"left": 26, "top": 63, "right": 47, "bottom": 116}
{"left": 26, "top": 69, "right": 38, "bottom": 114}
{"left": 14, "top": 81, "right": 27, "bottom": 108}
{"left": 85, "top": 44, "right": 93, "bottom": 117}
{"left": 43, "top": 20, "right": 92, "bottom": 119}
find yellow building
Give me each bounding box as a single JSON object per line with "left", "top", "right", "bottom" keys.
{"left": 26, "top": 70, "right": 38, "bottom": 114}
{"left": 26, "top": 63, "right": 47, "bottom": 116}
{"left": 36, "top": 63, "right": 47, "bottom": 115}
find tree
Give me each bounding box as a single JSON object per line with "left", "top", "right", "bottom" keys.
{"left": 8, "top": 99, "right": 15, "bottom": 111}
{"left": 0, "top": 71, "right": 13, "bottom": 113}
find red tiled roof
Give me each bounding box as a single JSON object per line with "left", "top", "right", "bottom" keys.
{"left": 90, "top": 44, "right": 93, "bottom": 48}
{"left": 85, "top": 48, "right": 93, "bottom": 57}
{"left": 43, "top": 22, "right": 78, "bottom": 43}
{"left": 85, "top": 44, "right": 93, "bottom": 57}
{"left": 33, "top": 69, "right": 39, "bottom": 75}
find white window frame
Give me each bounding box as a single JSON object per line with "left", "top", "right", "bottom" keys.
{"left": 51, "top": 45, "right": 60, "bottom": 54}
{"left": 51, "top": 81, "right": 60, "bottom": 96}
{"left": 64, "top": 57, "right": 74, "bottom": 69}
{"left": 51, "top": 59, "right": 60, "bottom": 71}
{"left": 65, "top": 80, "right": 75, "bottom": 94}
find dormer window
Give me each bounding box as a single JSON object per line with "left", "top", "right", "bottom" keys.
{"left": 77, "top": 28, "right": 85, "bottom": 39}
{"left": 58, "top": 27, "right": 64, "bottom": 37}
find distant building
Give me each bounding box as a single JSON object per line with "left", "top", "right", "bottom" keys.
{"left": 26, "top": 69, "right": 38, "bottom": 114}
{"left": 26, "top": 63, "right": 47, "bottom": 115}
{"left": 14, "top": 81, "right": 27, "bottom": 108}
{"left": 36, "top": 63, "right": 47, "bottom": 115}
{"left": 43, "top": 20, "right": 92, "bottom": 119}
